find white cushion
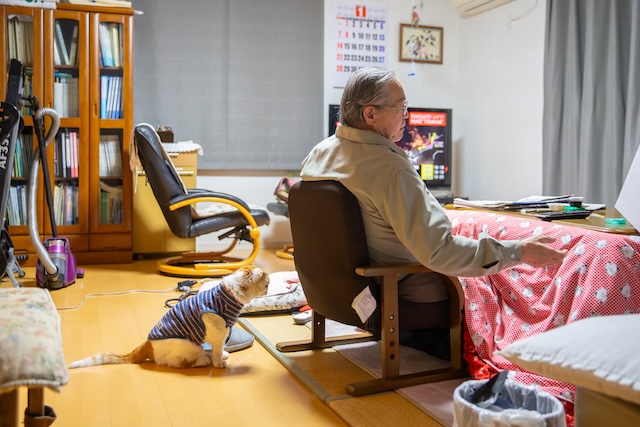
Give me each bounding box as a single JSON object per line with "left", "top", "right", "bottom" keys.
{"left": 496, "top": 314, "right": 640, "bottom": 406}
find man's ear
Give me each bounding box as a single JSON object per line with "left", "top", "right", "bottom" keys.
{"left": 361, "top": 105, "right": 378, "bottom": 125}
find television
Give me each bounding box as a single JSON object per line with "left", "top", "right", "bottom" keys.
{"left": 395, "top": 108, "right": 452, "bottom": 190}
{"left": 327, "top": 105, "right": 453, "bottom": 192}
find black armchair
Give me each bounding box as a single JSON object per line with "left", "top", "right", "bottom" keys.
{"left": 131, "top": 123, "right": 270, "bottom": 277}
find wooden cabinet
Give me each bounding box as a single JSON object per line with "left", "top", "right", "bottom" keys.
{"left": 133, "top": 150, "right": 198, "bottom": 256}
{"left": 0, "top": 4, "right": 133, "bottom": 266}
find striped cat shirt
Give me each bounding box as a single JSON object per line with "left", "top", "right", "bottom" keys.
{"left": 148, "top": 283, "right": 244, "bottom": 343}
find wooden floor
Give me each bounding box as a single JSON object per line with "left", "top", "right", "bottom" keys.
{"left": 3, "top": 249, "right": 348, "bottom": 427}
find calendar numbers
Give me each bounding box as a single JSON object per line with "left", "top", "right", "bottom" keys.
{"left": 333, "top": 2, "right": 388, "bottom": 88}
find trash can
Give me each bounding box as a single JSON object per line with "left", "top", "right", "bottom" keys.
{"left": 453, "top": 378, "right": 566, "bottom": 427}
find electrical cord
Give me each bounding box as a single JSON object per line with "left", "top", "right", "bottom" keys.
{"left": 164, "top": 289, "right": 199, "bottom": 308}
{"left": 164, "top": 279, "right": 199, "bottom": 308}
{"left": 55, "top": 279, "right": 211, "bottom": 311}
{"left": 56, "top": 286, "right": 178, "bottom": 311}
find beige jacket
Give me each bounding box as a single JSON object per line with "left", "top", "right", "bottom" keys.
{"left": 300, "top": 124, "right": 522, "bottom": 278}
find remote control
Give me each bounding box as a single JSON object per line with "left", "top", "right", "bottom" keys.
{"left": 535, "top": 210, "right": 592, "bottom": 221}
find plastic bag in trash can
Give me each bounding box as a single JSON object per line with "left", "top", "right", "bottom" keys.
{"left": 453, "top": 373, "right": 566, "bottom": 427}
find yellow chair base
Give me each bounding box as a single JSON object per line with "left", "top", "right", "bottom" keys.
{"left": 156, "top": 246, "right": 259, "bottom": 277}
{"left": 275, "top": 245, "right": 294, "bottom": 260}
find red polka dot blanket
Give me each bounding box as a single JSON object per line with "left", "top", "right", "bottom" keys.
{"left": 446, "top": 209, "right": 640, "bottom": 403}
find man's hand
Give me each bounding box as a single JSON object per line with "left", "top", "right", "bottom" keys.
{"left": 521, "top": 235, "right": 568, "bottom": 267}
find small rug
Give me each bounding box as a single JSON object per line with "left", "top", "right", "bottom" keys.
{"left": 239, "top": 314, "right": 469, "bottom": 426}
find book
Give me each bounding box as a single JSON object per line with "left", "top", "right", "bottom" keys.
{"left": 63, "top": 184, "right": 72, "bottom": 225}
{"left": 99, "top": 24, "right": 113, "bottom": 67}
{"left": 100, "top": 75, "right": 109, "bottom": 118}
{"left": 99, "top": 136, "right": 111, "bottom": 176}
{"left": 15, "top": 17, "right": 24, "bottom": 63}
{"left": 109, "top": 23, "right": 120, "bottom": 67}
{"left": 70, "top": 131, "right": 78, "bottom": 178}
{"left": 108, "top": 136, "right": 123, "bottom": 175}
{"left": 53, "top": 184, "right": 63, "bottom": 225}
{"left": 53, "top": 39, "right": 61, "bottom": 66}
{"left": 12, "top": 138, "right": 21, "bottom": 178}
{"left": 55, "top": 21, "right": 71, "bottom": 65}
{"left": 7, "top": 18, "right": 16, "bottom": 60}
{"left": 106, "top": 76, "right": 115, "bottom": 118}
{"left": 68, "top": 77, "right": 79, "bottom": 117}
{"left": 111, "top": 76, "right": 121, "bottom": 118}
{"left": 68, "top": 24, "right": 79, "bottom": 65}
{"left": 25, "top": 20, "right": 33, "bottom": 65}
{"left": 61, "top": 130, "right": 69, "bottom": 178}
{"left": 19, "top": 185, "right": 27, "bottom": 225}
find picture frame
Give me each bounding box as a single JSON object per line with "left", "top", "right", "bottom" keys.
{"left": 399, "top": 24, "right": 443, "bottom": 64}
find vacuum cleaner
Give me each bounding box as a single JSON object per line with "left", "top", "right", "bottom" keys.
{"left": 26, "top": 95, "right": 83, "bottom": 289}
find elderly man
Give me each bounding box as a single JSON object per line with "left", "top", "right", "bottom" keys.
{"left": 301, "top": 67, "right": 566, "bottom": 343}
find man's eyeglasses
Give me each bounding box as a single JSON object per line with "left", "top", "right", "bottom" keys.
{"left": 372, "top": 100, "right": 409, "bottom": 115}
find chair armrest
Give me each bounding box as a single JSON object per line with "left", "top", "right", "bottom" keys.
{"left": 356, "top": 263, "right": 465, "bottom": 330}
{"left": 168, "top": 192, "right": 260, "bottom": 240}
{"left": 169, "top": 191, "right": 251, "bottom": 211}
{"left": 355, "top": 263, "right": 431, "bottom": 277}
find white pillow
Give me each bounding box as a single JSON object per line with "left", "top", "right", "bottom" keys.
{"left": 496, "top": 314, "right": 640, "bottom": 406}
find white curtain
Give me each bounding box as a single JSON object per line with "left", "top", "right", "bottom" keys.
{"left": 543, "top": 0, "right": 640, "bottom": 205}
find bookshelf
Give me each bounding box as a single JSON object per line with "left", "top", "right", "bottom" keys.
{"left": 0, "top": 4, "right": 134, "bottom": 266}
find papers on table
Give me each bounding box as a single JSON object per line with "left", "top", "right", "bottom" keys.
{"left": 453, "top": 195, "right": 605, "bottom": 212}
{"left": 452, "top": 199, "right": 512, "bottom": 209}
{"left": 503, "top": 194, "right": 576, "bottom": 210}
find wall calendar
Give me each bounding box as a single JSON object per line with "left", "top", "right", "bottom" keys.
{"left": 333, "top": 1, "right": 388, "bottom": 88}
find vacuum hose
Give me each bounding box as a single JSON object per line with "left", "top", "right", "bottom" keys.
{"left": 28, "top": 107, "right": 60, "bottom": 277}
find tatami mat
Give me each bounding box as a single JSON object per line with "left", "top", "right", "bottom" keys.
{"left": 238, "top": 314, "right": 448, "bottom": 426}
{"left": 329, "top": 395, "right": 443, "bottom": 427}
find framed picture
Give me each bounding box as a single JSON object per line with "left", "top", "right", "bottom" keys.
{"left": 399, "top": 24, "right": 443, "bottom": 64}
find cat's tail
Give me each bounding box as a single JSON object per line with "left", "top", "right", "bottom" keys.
{"left": 68, "top": 340, "right": 154, "bottom": 368}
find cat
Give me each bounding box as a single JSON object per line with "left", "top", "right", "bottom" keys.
{"left": 69, "top": 266, "right": 269, "bottom": 369}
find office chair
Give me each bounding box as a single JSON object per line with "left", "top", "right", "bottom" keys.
{"left": 131, "top": 124, "right": 270, "bottom": 277}
{"left": 276, "top": 180, "right": 467, "bottom": 396}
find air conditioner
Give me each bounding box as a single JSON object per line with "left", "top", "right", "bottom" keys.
{"left": 453, "top": 0, "right": 514, "bottom": 17}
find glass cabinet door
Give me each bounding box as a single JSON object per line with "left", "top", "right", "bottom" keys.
{"left": 90, "top": 12, "right": 131, "bottom": 233}
{"left": 52, "top": 17, "right": 80, "bottom": 118}
{"left": 44, "top": 9, "right": 89, "bottom": 235}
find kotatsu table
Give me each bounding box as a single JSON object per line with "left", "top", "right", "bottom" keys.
{"left": 444, "top": 207, "right": 640, "bottom": 401}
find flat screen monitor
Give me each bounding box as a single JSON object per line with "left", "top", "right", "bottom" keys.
{"left": 395, "top": 107, "right": 452, "bottom": 189}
